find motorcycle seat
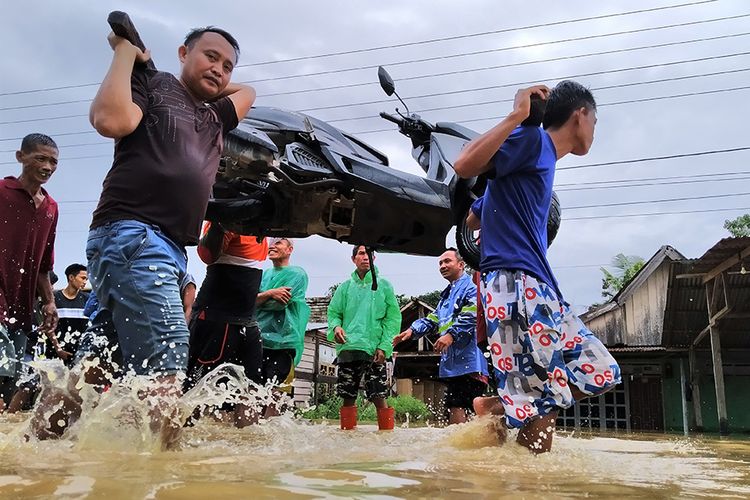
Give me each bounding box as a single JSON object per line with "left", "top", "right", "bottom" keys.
{"left": 434, "top": 122, "right": 479, "bottom": 141}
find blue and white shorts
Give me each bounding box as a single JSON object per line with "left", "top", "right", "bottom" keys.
{"left": 481, "top": 269, "right": 621, "bottom": 428}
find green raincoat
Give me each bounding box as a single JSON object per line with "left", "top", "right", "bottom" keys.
{"left": 326, "top": 268, "right": 401, "bottom": 358}
{"left": 257, "top": 265, "right": 311, "bottom": 366}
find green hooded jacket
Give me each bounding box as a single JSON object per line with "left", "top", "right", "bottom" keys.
{"left": 326, "top": 267, "right": 401, "bottom": 358}
{"left": 257, "top": 265, "right": 311, "bottom": 366}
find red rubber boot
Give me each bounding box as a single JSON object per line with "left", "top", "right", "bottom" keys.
{"left": 377, "top": 407, "right": 395, "bottom": 431}
{"left": 340, "top": 406, "right": 357, "bottom": 430}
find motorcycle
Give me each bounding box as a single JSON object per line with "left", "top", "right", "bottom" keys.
{"left": 107, "top": 11, "right": 560, "bottom": 271}
{"left": 209, "top": 66, "right": 560, "bottom": 270}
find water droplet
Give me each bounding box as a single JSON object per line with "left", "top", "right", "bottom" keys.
{"left": 148, "top": 265, "right": 157, "bottom": 271}
{"left": 154, "top": 280, "right": 163, "bottom": 286}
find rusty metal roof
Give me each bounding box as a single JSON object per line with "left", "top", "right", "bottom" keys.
{"left": 688, "top": 237, "right": 750, "bottom": 274}
{"left": 586, "top": 238, "right": 750, "bottom": 350}
{"left": 663, "top": 240, "right": 750, "bottom": 349}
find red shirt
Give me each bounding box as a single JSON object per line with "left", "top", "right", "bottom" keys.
{"left": 0, "top": 177, "right": 58, "bottom": 331}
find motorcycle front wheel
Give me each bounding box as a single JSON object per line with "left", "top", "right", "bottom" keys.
{"left": 455, "top": 213, "right": 481, "bottom": 271}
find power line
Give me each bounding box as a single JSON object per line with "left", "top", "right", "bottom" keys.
{"left": 566, "top": 206, "right": 749, "bottom": 221}
{"left": 1, "top": 8, "right": 740, "bottom": 98}
{"left": 234, "top": 1, "right": 718, "bottom": 68}
{"left": 242, "top": 14, "right": 750, "bottom": 85}
{"left": 0, "top": 153, "right": 109, "bottom": 165}
{"left": 0, "top": 141, "right": 111, "bottom": 153}
{"left": 53, "top": 191, "right": 750, "bottom": 209}
{"left": 0, "top": 130, "right": 97, "bottom": 143}
{"left": 557, "top": 175, "right": 750, "bottom": 192}
{"left": 355, "top": 86, "right": 750, "bottom": 134}
{"left": 0, "top": 98, "right": 92, "bottom": 112}
{"left": 48, "top": 170, "right": 750, "bottom": 205}
{"left": 259, "top": 31, "right": 750, "bottom": 99}
{"left": 566, "top": 192, "right": 750, "bottom": 210}
{"left": 328, "top": 64, "right": 750, "bottom": 124}
{"left": 11, "top": 63, "right": 748, "bottom": 128}
{"left": 555, "top": 170, "right": 750, "bottom": 188}
{"left": 558, "top": 146, "right": 750, "bottom": 171}
{"left": 298, "top": 51, "right": 750, "bottom": 114}
{"left": 7, "top": 30, "right": 747, "bottom": 113}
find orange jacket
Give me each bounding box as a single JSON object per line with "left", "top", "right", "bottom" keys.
{"left": 197, "top": 221, "right": 268, "bottom": 268}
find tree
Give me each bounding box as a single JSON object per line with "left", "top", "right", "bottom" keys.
{"left": 326, "top": 282, "right": 341, "bottom": 297}
{"left": 601, "top": 253, "right": 645, "bottom": 300}
{"left": 724, "top": 214, "right": 750, "bottom": 238}
{"left": 397, "top": 290, "right": 442, "bottom": 309}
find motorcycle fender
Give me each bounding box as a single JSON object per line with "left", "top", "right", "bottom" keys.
{"left": 227, "top": 124, "right": 279, "bottom": 154}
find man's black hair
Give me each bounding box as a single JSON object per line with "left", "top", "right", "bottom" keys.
{"left": 64, "top": 263, "right": 87, "bottom": 281}
{"left": 20, "top": 133, "right": 57, "bottom": 153}
{"left": 352, "top": 244, "right": 374, "bottom": 258}
{"left": 184, "top": 26, "right": 240, "bottom": 61}
{"left": 542, "top": 80, "right": 596, "bottom": 130}
{"left": 444, "top": 247, "right": 464, "bottom": 263}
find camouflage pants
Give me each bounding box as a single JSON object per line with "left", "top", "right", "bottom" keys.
{"left": 336, "top": 360, "right": 387, "bottom": 400}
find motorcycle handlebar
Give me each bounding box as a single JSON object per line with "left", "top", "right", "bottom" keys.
{"left": 379, "top": 112, "right": 402, "bottom": 125}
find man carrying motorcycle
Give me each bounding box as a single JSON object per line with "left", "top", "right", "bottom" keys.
{"left": 453, "top": 81, "right": 621, "bottom": 454}
{"left": 31, "top": 24, "right": 256, "bottom": 446}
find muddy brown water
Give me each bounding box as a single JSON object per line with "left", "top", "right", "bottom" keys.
{"left": 0, "top": 412, "right": 748, "bottom": 499}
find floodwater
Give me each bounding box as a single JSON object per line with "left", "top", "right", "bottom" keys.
{"left": 0, "top": 410, "right": 748, "bottom": 499}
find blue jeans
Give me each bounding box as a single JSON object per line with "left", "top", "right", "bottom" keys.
{"left": 86, "top": 220, "right": 188, "bottom": 375}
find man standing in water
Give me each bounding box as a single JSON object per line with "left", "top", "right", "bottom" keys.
{"left": 453, "top": 81, "right": 620, "bottom": 453}
{"left": 46, "top": 263, "right": 89, "bottom": 365}
{"left": 392, "top": 249, "right": 487, "bottom": 425}
{"left": 32, "top": 26, "right": 255, "bottom": 444}
{"left": 256, "top": 238, "right": 310, "bottom": 416}
{"left": 327, "top": 246, "right": 401, "bottom": 430}
{"left": 185, "top": 221, "right": 267, "bottom": 427}
{"left": 0, "top": 134, "right": 65, "bottom": 410}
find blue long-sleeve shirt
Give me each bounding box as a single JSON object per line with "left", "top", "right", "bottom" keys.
{"left": 410, "top": 273, "right": 487, "bottom": 379}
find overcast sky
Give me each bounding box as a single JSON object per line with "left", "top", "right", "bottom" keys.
{"left": 1, "top": 0, "right": 748, "bottom": 307}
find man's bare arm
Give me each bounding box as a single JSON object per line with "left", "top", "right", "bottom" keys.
{"left": 89, "top": 34, "right": 149, "bottom": 139}
{"left": 217, "top": 83, "right": 256, "bottom": 123}
{"left": 453, "top": 85, "right": 549, "bottom": 179}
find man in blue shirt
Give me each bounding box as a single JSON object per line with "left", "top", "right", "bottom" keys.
{"left": 454, "top": 81, "right": 620, "bottom": 454}
{"left": 393, "top": 248, "right": 488, "bottom": 425}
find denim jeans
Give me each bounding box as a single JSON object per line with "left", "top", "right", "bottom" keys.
{"left": 86, "top": 220, "right": 188, "bottom": 375}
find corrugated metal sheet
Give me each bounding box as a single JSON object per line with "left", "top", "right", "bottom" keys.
{"left": 586, "top": 239, "right": 750, "bottom": 350}
{"left": 689, "top": 237, "right": 750, "bottom": 274}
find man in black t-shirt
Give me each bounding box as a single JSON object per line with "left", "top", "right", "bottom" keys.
{"left": 47, "top": 263, "right": 89, "bottom": 364}
{"left": 32, "top": 25, "right": 256, "bottom": 446}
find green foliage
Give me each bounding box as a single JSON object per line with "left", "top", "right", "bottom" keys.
{"left": 601, "top": 253, "right": 645, "bottom": 300}
{"left": 302, "top": 394, "right": 433, "bottom": 423}
{"left": 724, "top": 214, "right": 750, "bottom": 238}
{"left": 326, "top": 282, "right": 341, "bottom": 297}
{"left": 387, "top": 394, "right": 433, "bottom": 422}
{"left": 397, "top": 290, "right": 442, "bottom": 309}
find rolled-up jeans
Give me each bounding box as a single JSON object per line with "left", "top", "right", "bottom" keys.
{"left": 86, "top": 220, "right": 188, "bottom": 375}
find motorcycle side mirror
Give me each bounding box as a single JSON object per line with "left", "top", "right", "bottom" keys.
{"left": 378, "top": 66, "right": 396, "bottom": 96}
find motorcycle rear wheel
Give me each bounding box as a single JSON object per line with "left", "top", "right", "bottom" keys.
{"left": 454, "top": 191, "right": 562, "bottom": 272}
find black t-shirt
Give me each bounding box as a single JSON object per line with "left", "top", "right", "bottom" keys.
{"left": 50, "top": 289, "right": 89, "bottom": 358}
{"left": 90, "top": 69, "right": 239, "bottom": 246}
{"left": 193, "top": 265, "right": 262, "bottom": 325}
